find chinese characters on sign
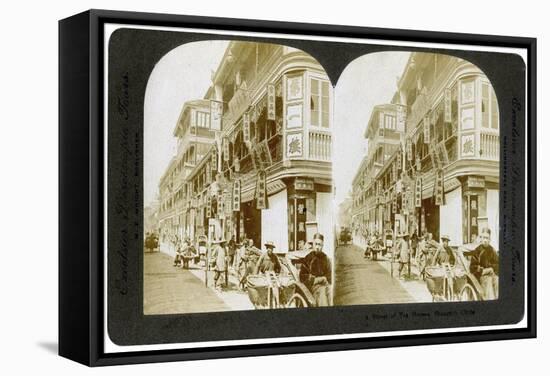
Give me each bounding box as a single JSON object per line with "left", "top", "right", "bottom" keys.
{"left": 211, "top": 150, "right": 217, "bottom": 172}
{"left": 217, "top": 192, "right": 224, "bottom": 219}
{"left": 232, "top": 180, "right": 241, "bottom": 212}
{"left": 461, "top": 133, "right": 475, "bottom": 157}
{"left": 286, "top": 133, "right": 303, "bottom": 158}
{"left": 243, "top": 112, "right": 250, "bottom": 143}
{"left": 256, "top": 170, "right": 267, "bottom": 210}
{"left": 287, "top": 76, "right": 303, "bottom": 101}
{"left": 423, "top": 115, "right": 430, "bottom": 144}
{"left": 444, "top": 88, "right": 452, "bottom": 123}
{"left": 206, "top": 195, "right": 211, "bottom": 218}
{"left": 267, "top": 84, "right": 276, "bottom": 121}
{"left": 223, "top": 137, "right": 230, "bottom": 162}
{"left": 415, "top": 176, "right": 422, "bottom": 208}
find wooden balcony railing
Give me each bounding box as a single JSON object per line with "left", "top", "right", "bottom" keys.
{"left": 309, "top": 130, "right": 332, "bottom": 161}
{"left": 480, "top": 132, "right": 499, "bottom": 161}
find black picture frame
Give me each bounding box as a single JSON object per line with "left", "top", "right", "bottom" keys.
{"left": 59, "top": 9, "right": 537, "bottom": 366}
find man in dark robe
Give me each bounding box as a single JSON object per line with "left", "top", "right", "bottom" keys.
{"left": 464, "top": 228, "right": 499, "bottom": 299}
{"left": 299, "top": 233, "right": 332, "bottom": 307}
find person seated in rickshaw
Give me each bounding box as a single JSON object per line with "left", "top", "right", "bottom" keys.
{"left": 431, "top": 235, "right": 456, "bottom": 267}
{"left": 427, "top": 235, "right": 466, "bottom": 298}
{"left": 237, "top": 239, "right": 262, "bottom": 285}
{"left": 415, "top": 232, "right": 438, "bottom": 278}
{"left": 254, "top": 241, "right": 281, "bottom": 275}
{"left": 463, "top": 228, "right": 499, "bottom": 300}
{"left": 299, "top": 233, "right": 332, "bottom": 307}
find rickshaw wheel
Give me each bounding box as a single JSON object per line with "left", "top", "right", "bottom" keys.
{"left": 286, "top": 293, "right": 308, "bottom": 308}
{"left": 459, "top": 283, "right": 478, "bottom": 301}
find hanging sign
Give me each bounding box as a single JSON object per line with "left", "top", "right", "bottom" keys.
{"left": 232, "top": 180, "right": 241, "bottom": 212}
{"left": 423, "top": 116, "right": 430, "bottom": 144}
{"left": 224, "top": 189, "right": 232, "bottom": 216}
{"left": 407, "top": 139, "right": 413, "bottom": 161}
{"left": 415, "top": 176, "right": 422, "bottom": 208}
{"left": 217, "top": 192, "right": 224, "bottom": 219}
{"left": 223, "top": 137, "right": 230, "bottom": 162}
{"left": 397, "top": 149, "right": 402, "bottom": 170}
{"left": 206, "top": 163, "right": 212, "bottom": 184}
{"left": 211, "top": 150, "right": 217, "bottom": 172}
{"left": 243, "top": 111, "right": 251, "bottom": 143}
{"left": 444, "top": 88, "right": 452, "bottom": 123}
{"left": 256, "top": 170, "right": 268, "bottom": 210}
{"left": 267, "top": 84, "right": 276, "bottom": 120}
{"left": 206, "top": 195, "right": 212, "bottom": 218}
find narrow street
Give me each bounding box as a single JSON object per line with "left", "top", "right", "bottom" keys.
{"left": 334, "top": 243, "right": 432, "bottom": 305}
{"left": 144, "top": 251, "right": 254, "bottom": 314}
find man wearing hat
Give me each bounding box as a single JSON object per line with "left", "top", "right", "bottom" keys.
{"left": 254, "top": 241, "right": 281, "bottom": 275}
{"left": 210, "top": 239, "right": 228, "bottom": 290}
{"left": 299, "top": 233, "right": 332, "bottom": 307}
{"left": 432, "top": 235, "right": 456, "bottom": 266}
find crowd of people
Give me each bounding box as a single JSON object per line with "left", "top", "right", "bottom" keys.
{"left": 159, "top": 232, "right": 332, "bottom": 307}
{"left": 359, "top": 227, "right": 499, "bottom": 300}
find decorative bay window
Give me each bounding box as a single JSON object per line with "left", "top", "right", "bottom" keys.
{"left": 196, "top": 110, "right": 211, "bottom": 128}
{"left": 310, "top": 77, "right": 330, "bottom": 128}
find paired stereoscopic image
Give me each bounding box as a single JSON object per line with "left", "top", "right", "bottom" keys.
{"left": 143, "top": 41, "right": 500, "bottom": 314}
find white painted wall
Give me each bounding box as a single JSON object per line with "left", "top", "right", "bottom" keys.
{"left": 487, "top": 189, "right": 500, "bottom": 251}
{"left": 316, "top": 192, "right": 335, "bottom": 259}
{"left": 261, "top": 189, "right": 289, "bottom": 252}
{"left": 439, "top": 186, "right": 462, "bottom": 247}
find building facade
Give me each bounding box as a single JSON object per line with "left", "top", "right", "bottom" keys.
{"left": 157, "top": 99, "right": 217, "bottom": 245}
{"left": 351, "top": 53, "right": 500, "bottom": 248}
{"left": 158, "top": 41, "right": 334, "bottom": 255}
{"left": 351, "top": 104, "right": 405, "bottom": 246}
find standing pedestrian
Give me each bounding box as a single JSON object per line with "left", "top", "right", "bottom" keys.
{"left": 463, "top": 228, "right": 499, "bottom": 299}
{"left": 210, "top": 239, "right": 228, "bottom": 290}
{"left": 299, "top": 233, "right": 332, "bottom": 307}
{"left": 227, "top": 235, "right": 237, "bottom": 269}
{"left": 396, "top": 233, "right": 410, "bottom": 279}
{"left": 410, "top": 232, "right": 419, "bottom": 260}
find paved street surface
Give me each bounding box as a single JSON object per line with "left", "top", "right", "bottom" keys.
{"left": 334, "top": 244, "right": 432, "bottom": 305}
{"left": 144, "top": 251, "right": 253, "bottom": 315}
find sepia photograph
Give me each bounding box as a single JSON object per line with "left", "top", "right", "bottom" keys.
{"left": 334, "top": 52, "right": 500, "bottom": 305}
{"left": 144, "top": 41, "right": 334, "bottom": 313}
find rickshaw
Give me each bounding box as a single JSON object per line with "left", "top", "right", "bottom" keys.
{"left": 424, "top": 246, "right": 485, "bottom": 302}
{"left": 245, "top": 251, "right": 316, "bottom": 309}
{"left": 338, "top": 227, "right": 352, "bottom": 246}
